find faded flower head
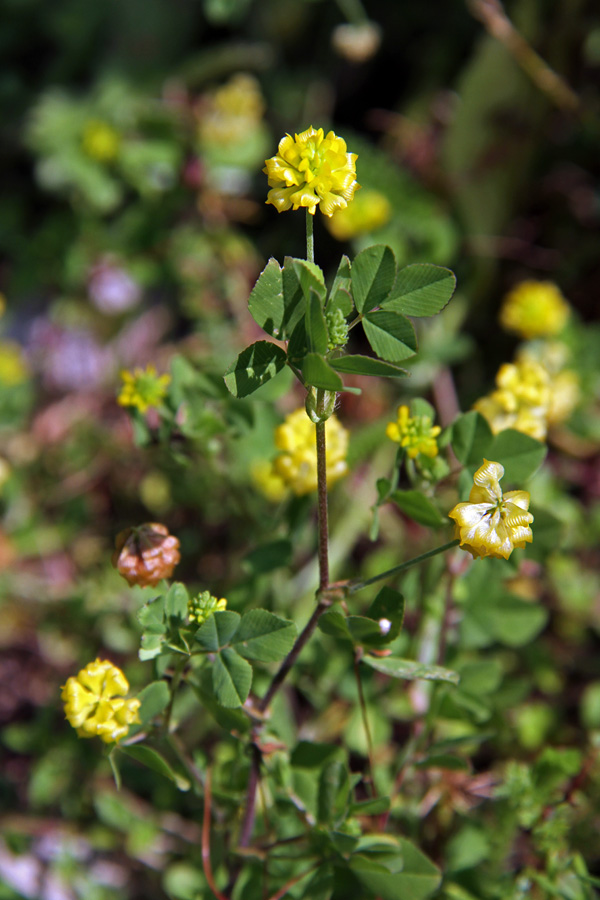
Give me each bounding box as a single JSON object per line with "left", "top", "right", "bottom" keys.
{"left": 264, "top": 126, "right": 359, "bottom": 217}
{"left": 324, "top": 188, "right": 391, "bottom": 241}
{"left": 386, "top": 405, "right": 441, "bottom": 459}
{"left": 188, "top": 590, "right": 227, "bottom": 626}
{"left": 499, "top": 280, "right": 570, "bottom": 339}
{"left": 274, "top": 408, "right": 349, "bottom": 495}
{"left": 117, "top": 364, "right": 171, "bottom": 414}
{"left": 112, "top": 522, "right": 181, "bottom": 587}
{"left": 199, "top": 73, "right": 265, "bottom": 148}
{"left": 474, "top": 359, "right": 551, "bottom": 441}
{"left": 61, "top": 658, "right": 140, "bottom": 744}
{"left": 448, "top": 459, "right": 533, "bottom": 560}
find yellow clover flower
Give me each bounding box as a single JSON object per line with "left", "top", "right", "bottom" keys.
{"left": 474, "top": 359, "right": 551, "bottom": 441}
{"left": 516, "top": 342, "right": 580, "bottom": 426}
{"left": 251, "top": 459, "right": 289, "bottom": 503}
{"left": 386, "top": 405, "right": 441, "bottom": 459}
{"left": 325, "top": 188, "right": 391, "bottom": 241}
{"left": 61, "top": 658, "right": 141, "bottom": 744}
{"left": 81, "top": 119, "right": 121, "bottom": 163}
{"left": 499, "top": 280, "right": 570, "bottom": 339}
{"left": 264, "top": 126, "right": 359, "bottom": 217}
{"left": 448, "top": 459, "right": 533, "bottom": 560}
{"left": 188, "top": 590, "right": 228, "bottom": 625}
{"left": 117, "top": 364, "right": 171, "bottom": 414}
{"left": 272, "top": 407, "right": 349, "bottom": 496}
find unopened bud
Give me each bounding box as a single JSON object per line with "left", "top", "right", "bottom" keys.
{"left": 305, "top": 387, "right": 336, "bottom": 424}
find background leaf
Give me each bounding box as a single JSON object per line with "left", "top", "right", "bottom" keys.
{"left": 389, "top": 489, "right": 447, "bottom": 527}
{"left": 363, "top": 655, "right": 460, "bottom": 685}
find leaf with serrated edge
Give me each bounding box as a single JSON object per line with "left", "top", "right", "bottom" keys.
{"left": 120, "top": 745, "right": 190, "bottom": 791}
{"left": 301, "top": 353, "right": 344, "bottom": 391}
{"left": 363, "top": 310, "right": 417, "bottom": 362}
{"left": 384, "top": 264, "right": 456, "bottom": 317}
{"left": 352, "top": 245, "right": 396, "bottom": 314}
{"left": 248, "top": 258, "right": 284, "bottom": 337}
{"left": 306, "top": 290, "right": 328, "bottom": 355}
{"left": 224, "top": 341, "right": 287, "bottom": 398}
{"left": 194, "top": 610, "right": 241, "bottom": 652}
{"left": 213, "top": 648, "right": 253, "bottom": 707}
{"left": 232, "top": 609, "right": 297, "bottom": 662}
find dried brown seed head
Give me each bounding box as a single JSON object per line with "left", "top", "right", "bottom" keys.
{"left": 112, "top": 522, "right": 181, "bottom": 587}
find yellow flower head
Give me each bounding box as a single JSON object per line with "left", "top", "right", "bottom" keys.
{"left": 0, "top": 340, "right": 29, "bottom": 386}
{"left": 81, "top": 119, "right": 121, "bottom": 163}
{"left": 117, "top": 365, "right": 171, "bottom": 414}
{"left": 324, "top": 188, "right": 391, "bottom": 241}
{"left": 385, "top": 405, "right": 441, "bottom": 459}
{"left": 251, "top": 459, "right": 289, "bottom": 503}
{"left": 188, "top": 590, "right": 228, "bottom": 626}
{"left": 61, "top": 658, "right": 140, "bottom": 744}
{"left": 516, "top": 342, "right": 580, "bottom": 426}
{"left": 448, "top": 459, "right": 533, "bottom": 560}
{"left": 199, "top": 74, "right": 265, "bottom": 147}
{"left": 264, "top": 126, "right": 359, "bottom": 217}
{"left": 499, "top": 280, "right": 570, "bottom": 339}
{"left": 474, "top": 359, "right": 551, "bottom": 441}
{"left": 272, "top": 407, "right": 349, "bottom": 496}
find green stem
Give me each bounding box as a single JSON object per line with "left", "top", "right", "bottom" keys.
{"left": 306, "top": 209, "right": 314, "bottom": 265}
{"left": 354, "top": 653, "right": 377, "bottom": 796}
{"left": 161, "top": 656, "right": 187, "bottom": 736}
{"left": 347, "top": 539, "right": 460, "bottom": 594}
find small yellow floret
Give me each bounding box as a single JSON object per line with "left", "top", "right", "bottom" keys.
{"left": 271, "top": 408, "right": 349, "bottom": 496}
{"left": 61, "top": 658, "right": 140, "bottom": 744}
{"left": 385, "top": 405, "right": 441, "bottom": 459}
{"left": 188, "top": 591, "right": 228, "bottom": 626}
{"left": 81, "top": 119, "right": 121, "bottom": 163}
{"left": 264, "top": 126, "right": 360, "bottom": 217}
{"left": 0, "top": 341, "right": 30, "bottom": 386}
{"left": 499, "top": 280, "right": 570, "bottom": 339}
{"left": 117, "top": 364, "right": 171, "bottom": 414}
{"left": 325, "top": 188, "right": 391, "bottom": 241}
{"left": 448, "top": 459, "right": 533, "bottom": 560}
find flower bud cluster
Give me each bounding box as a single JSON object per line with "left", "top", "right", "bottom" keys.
{"left": 188, "top": 591, "right": 228, "bottom": 626}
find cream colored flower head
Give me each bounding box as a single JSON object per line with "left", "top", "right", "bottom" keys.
{"left": 61, "top": 658, "right": 140, "bottom": 744}
{"left": 448, "top": 459, "right": 533, "bottom": 560}
{"left": 264, "top": 126, "right": 359, "bottom": 216}
{"left": 499, "top": 280, "right": 570, "bottom": 339}
{"left": 271, "top": 407, "right": 349, "bottom": 496}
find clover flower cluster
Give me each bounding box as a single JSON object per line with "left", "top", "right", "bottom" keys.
{"left": 264, "top": 126, "right": 359, "bottom": 217}
{"left": 81, "top": 119, "right": 121, "bottom": 163}
{"left": 253, "top": 408, "right": 349, "bottom": 499}
{"left": 324, "top": 188, "right": 391, "bottom": 242}
{"left": 448, "top": 459, "right": 534, "bottom": 560}
{"left": 62, "top": 658, "right": 140, "bottom": 744}
{"left": 474, "top": 283, "right": 578, "bottom": 441}
{"left": 198, "top": 74, "right": 265, "bottom": 149}
{"left": 386, "top": 405, "right": 441, "bottom": 459}
{"left": 499, "top": 280, "right": 570, "bottom": 340}
{"left": 117, "top": 364, "right": 171, "bottom": 414}
{"left": 188, "top": 591, "right": 228, "bottom": 626}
